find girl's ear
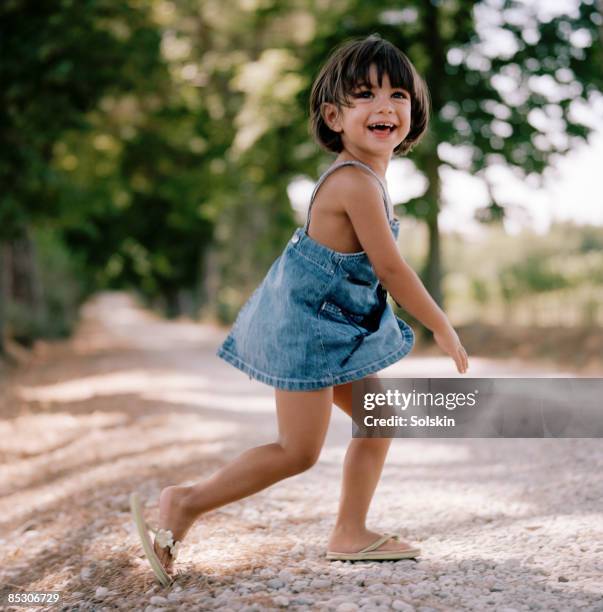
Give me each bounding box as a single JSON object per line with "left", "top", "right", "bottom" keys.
{"left": 321, "top": 102, "right": 342, "bottom": 133}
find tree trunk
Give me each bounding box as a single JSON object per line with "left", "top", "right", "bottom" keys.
{"left": 0, "top": 243, "right": 6, "bottom": 355}
{"left": 421, "top": 1, "right": 446, "bottom": 310}
{"left": 421, "top": 151, "right": 443, "bottom": 308}
{"left": 164, "top": 288, "right": 180, "bottom": 319}
{"left": 10, "top": 230, "right": 45, "bottom": 341}
{"left": 200, "top": 245, "right": 220, "bottom": 319}
{"left": 26, "top": 229, "right": 45, "bottom": 332}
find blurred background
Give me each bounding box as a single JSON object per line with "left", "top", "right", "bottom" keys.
{"left": 1, "top": 0, "right": 602, "bottom": 372}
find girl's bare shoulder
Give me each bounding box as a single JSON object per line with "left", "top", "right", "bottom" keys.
{"left": 316, "top": 164, "right": 383, "bottom": 210}
{"left": 307, "top": 165, "right": 394, "bottom": 258}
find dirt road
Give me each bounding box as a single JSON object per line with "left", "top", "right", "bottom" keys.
{"left": 1, "top": 293, "right": 601, "bottom": 611}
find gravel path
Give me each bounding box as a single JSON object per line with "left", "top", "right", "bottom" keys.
{"left": 0, "top": 292, "right": 601, "bottom": 612}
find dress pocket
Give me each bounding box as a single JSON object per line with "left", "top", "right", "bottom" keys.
{"left": 319, "top": 301, "right": 366, "bottom": 335}
{"left": 319, "top": 300, "right": 383, "bottom": 367}
{"left": 345, "top": 273, "right": 373, "bottom": 287}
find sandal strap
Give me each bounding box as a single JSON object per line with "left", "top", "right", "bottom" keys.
{"left": 359, "top": 533, "right": 399, "bottom": 554}
{"left": 148, "top": 524, "right": 182, "bottom": 558}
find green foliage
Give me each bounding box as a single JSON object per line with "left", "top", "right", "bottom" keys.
{"left": 444, "top": 222, "right": 603, "bottom": 326}
{"left": 2, "top": 0, "right": 602, "bottom": 338}
{"left": 578, "top": 227, "right": 603, "bottom": 253}
{"left": 502, "top": 255, "right": 571, "bottom": 295}
{"left": 285, "top": 0, "right": 603, "bottom": 306}
{"left": 6, "top": 228, "right": 88, "bottom": 345}
{"left": 0, "top": 0, "right": 165, "bottom": 240}
{"left": 470, "top": 277, "right": 489, "bottom": 305}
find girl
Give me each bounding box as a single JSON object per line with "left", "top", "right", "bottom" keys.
{"left": 131, "top": 33, "right": 469, "bottom": 586}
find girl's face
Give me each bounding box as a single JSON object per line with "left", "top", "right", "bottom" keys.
{"left": 323, "top": 64, "right": 412, "bottom": 159}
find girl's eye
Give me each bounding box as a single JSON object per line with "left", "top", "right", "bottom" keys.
{"left": 354, "top": 90, "right": 409, "bottom": 100}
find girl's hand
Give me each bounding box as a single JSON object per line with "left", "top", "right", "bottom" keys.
{"left": 433, "top": 325, "right": 469, "bottom": 374}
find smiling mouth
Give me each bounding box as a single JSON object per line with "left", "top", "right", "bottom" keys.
{"left": 368, "top": 123, "right": 396, "bottom": 133}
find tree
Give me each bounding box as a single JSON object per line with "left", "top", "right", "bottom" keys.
{"left": 294, "top": 0, "right": 603, "bottom": 307}
{"left": 0, "top": 0, "right": 166, "bottom": 349}
{"left": 0, "top": 0, "right": 164, "bottom": 239}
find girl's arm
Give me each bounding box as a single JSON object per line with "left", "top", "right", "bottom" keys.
{"left": 380, "top": 262, "right": 448, "bottom": 332}
{"left": 337, "top": 169, "right": 469, "bottom": 373}
{"left": 379, "top": 262, "right": 469, "bottom": 373}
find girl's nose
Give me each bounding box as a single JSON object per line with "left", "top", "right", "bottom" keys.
{"left": 375, "top": 94, "right": 395, "bottom": 113}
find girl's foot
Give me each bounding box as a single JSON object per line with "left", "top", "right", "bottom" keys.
{"left": 153, "top": 485, "right": 197, "bottom": 573}
{"left": 327, "top": 527, "right": 416, "bottom": 554}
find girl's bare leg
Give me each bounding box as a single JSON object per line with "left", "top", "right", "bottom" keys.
{"left": 327, "top": 376, "right": 415, "bottom": 553}
{"left": 153, "top": 386, "right": 333, "bottom": 570}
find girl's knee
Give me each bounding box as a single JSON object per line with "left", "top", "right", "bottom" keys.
{"left": 280, "top": 444, "right": 321, "bottom": 474}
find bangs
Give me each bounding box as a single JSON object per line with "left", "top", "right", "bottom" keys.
{"left": 342, "top": 46, "right": 415, "bottom": 100}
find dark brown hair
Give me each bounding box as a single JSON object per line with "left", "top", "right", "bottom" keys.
{"left": 309, "top": 33, "right": 430, "bottom": 156}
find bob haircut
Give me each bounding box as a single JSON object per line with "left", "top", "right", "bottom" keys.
{"left": 309, "top": 33, "right": 430, "bottom": 156}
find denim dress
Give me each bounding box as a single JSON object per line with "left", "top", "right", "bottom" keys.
{"left": 216, "top": 159, "right": 415, "bottom": 390}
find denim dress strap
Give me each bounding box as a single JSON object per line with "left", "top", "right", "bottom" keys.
{"left": 305, "top": 160, "right": 392, "bottom": 232}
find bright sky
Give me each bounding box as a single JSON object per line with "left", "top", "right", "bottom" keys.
{"left": 434, "top": 111, "right": 603, "bottom": 237}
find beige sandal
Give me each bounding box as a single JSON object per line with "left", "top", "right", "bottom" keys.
{"left": 130, "top": 492, "right": 182, "bottom": 586}
{"left": 326, "top": 533, "right": 421, "bottom": 561}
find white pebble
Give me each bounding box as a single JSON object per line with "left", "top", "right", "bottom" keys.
{"left": 292, "top": 597, "right": 314, "bottom": 606}
{"left": 94, "top": 587, "right": 108, "bottom": 599}
{"left": 290, "top": 580, "right": 307, "bottom": 593}
{"left": 392, "top": 600, "right": 415, "bottom": 611}
{"left": 273, "top": 595, "right": 290, "bottom": 607}
{"left": 336, "top": 603, "right": 359, "bottom": 612}
{"left": 278, "top": 569, "right": 295, "bottom": 582}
